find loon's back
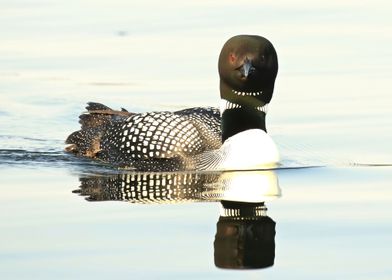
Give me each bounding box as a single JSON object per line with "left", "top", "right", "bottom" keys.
{"left": 66, "top": 103, "right": 221, "bottom": 170}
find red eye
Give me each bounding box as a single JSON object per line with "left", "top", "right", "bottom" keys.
{"left": 229, "top": 53, "right": 236, "bottom": 63}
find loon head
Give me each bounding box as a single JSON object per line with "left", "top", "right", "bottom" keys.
{"left": 218, "top": 35, "right": 278, "bottom": 142}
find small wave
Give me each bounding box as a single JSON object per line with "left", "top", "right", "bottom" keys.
{"left": 0, "top": 149, "right": 68, "bottom": 163}
{"left": 349, "top": 162, "right": 392, "bottom": 167}
{"left": 0, "top": 149, "right": 118, "bottom": 175}
{"left": 0, "top": 135, "right": 56, "bottom": 142}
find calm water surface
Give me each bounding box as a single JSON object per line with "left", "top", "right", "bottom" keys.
{"left": 1, "top": 0, "right": 391, "bottom": 279}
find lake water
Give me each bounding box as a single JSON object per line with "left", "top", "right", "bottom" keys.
{"left": 1, "top": 0, "right": 391, "bottom": 279}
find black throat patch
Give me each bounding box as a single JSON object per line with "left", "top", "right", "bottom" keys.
{"left": 221, "top": 107, "right": 266, "bottom": 142}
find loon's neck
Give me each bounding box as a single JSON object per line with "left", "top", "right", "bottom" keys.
{"left": 220, "top": 83, "right": 268, "bottom": 143}
{"left": 221, "top": 106, "right": 267, "bottom": 142}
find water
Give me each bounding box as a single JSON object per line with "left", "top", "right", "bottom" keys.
{"left": 1, "top": 0, "right": 392, "bottom": 279}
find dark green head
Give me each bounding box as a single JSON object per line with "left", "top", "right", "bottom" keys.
{"left": 219, "top": 35, "right": 278, "bottom": 106}
{"left": 218, "top": 35, "right": 278, "bottom": 142}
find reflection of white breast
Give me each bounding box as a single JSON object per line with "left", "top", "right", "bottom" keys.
{"left": 215, "top": 170, "right": 281, "bottom": 203}
{"left": 196, "top": 129, "right": 280, "bottom": 171}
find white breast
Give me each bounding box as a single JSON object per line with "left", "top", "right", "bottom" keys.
{"left": 195, "top": 129, "right": 280, "bottom": 171}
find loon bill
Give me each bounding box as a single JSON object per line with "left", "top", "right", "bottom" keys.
{"left": 65, "top": 35, "right": 280, "bottom": 171}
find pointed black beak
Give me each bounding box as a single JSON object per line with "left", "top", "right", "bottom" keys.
{"left": 239, "top": 57, "right": 255, "bottom": 78}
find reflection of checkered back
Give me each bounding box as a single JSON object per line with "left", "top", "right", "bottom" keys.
{"left": 74, "top": 170, "right": 281, "bottom": 204}
{"left": 74, "top": 172, "right": 220, "bottom": 204}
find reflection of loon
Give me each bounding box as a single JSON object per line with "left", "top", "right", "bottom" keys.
{"left": 73, "top": 170, "right": 280, "bottom": 270}
{"left": 66, "top": 35, "right": 279, "bottom": 171}
{"left": 74, "top": 172, "right": 215, "bottom": 203}
{"left": 215, "top": 201, "right": 276, "bottom": 269}
{"left": 74, "top": 170, "right": 280, "bottom": 204}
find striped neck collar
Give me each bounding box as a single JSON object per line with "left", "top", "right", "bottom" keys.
{"left": 220, "top": 99, "right": 268, "bottom": 116}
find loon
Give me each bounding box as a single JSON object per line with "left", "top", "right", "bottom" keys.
{"left": 65, "top": 35, "right": 279, "bottom": 171}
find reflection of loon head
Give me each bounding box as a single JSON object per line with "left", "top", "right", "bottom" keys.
{"left": 214, "top": 201, "right": 276, "bottom": 269}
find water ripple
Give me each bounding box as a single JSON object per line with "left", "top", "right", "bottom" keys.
{"left": 0, "top": 148, "right": 118, "bottom": 175}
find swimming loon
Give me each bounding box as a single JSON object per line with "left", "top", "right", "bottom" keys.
{"left": 65, "top": 35, "right": 279, "bottom": 171}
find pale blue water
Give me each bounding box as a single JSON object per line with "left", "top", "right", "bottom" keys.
{"left": 1, "top": 0, "right": 392, "bottom": 279}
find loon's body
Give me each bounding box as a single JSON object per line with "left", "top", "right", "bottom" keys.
{"left": 67, "top": 104, "right": 222, "bottom": 170}
{"left": 66, "top": 35, "right": 280, "bottom": 171}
